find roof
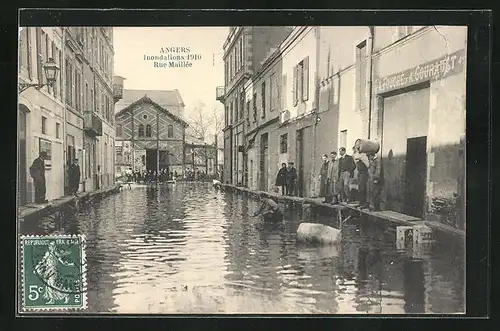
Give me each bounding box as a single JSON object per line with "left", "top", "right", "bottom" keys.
{"left": 114, "top": 95, "right": 189, "bottom": 127}
{"left": 114, "top": 89, "right": 185, "bottom": 117}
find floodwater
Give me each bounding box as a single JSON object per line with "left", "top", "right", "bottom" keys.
{"left": 21, "top": 182, "right": 465, "bottom": 314}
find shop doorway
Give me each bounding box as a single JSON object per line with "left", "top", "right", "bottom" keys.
{"left": 18, "top": 106, "right": 28, "bottom": 206}
{"left": 381, "top": 84, "right": 430, "bottom": 215}
{"left": 404, "top": 136, "right": 427, "bottom": 218}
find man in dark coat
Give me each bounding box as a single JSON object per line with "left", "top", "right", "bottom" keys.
{"left": 337, "top": 147, "right": 356, "bottom": 203}
{"left": 68, "top": 158, "right": 81, "bottom": 196}
{"left": 318, "top": 154, "right": 330, "bottom": 202}
{"left": 275, "top": 163, "right": 288, "bottom": 195}
{"left": 30, "top": 151, "right": 47, "bottom": 203}
{"left": 353, "top": 145, "right": 370, "bottom": 209}
{"left": 286, "top": 162, "right": 297, "bottom": 196}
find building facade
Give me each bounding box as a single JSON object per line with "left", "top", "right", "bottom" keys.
{"left": 63, "top": 27, "right": 118, "bottom": 193}
{"left": 114, "top": 96, "right": 188, "bottom": 177}
{"left": 18, "top": 27, "right": 66, "bottom": 204}
{"left": 219, "top": 25, "right": 466, "bottom": 229}
{"left": 217, "top": 26, "right": 294, "bottom": 185}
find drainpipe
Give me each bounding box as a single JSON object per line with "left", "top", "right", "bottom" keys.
{"left": 368, "top": 26, "right": 375, "bottom": 140}
{"left": 311, "top": 26, "right": 321, "bottom": 197}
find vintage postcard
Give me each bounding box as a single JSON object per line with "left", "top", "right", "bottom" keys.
{"left": 17, "top": 18, "right": 468, "bottom": 314}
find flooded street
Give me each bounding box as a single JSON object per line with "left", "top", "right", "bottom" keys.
{"left": 21, "top": 182, "right": 465, "bottom": 314}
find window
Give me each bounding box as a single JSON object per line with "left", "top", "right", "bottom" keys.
{"left": 58, "top": 49, "right": 62, "bottom": 99}
{"left": 75, "top": 72, "right": 81, "bottom": 111}
{"left": 293, "top": 56, "right": 309, "bottom": 106}
{"left": 340, "top": 130, "right": 347, "bottom": 150}
{"left": 261, "top": 81, "right": 266, "bottom": 118}
{"left": 246, "top": 100, "right": 250, "bottom": 125}
{"left": 117, "top": 124, "right": 123, "bottom": 136}
{"left": 90, "top": 88, "right": 94, "bottom": 110}
{"left": 229, "top": 102, "right": 233, "bottom": 124}
{"left": 240, "top": 91, "right": 245, "bottom": 119}
{"left": 252, "top": 93, "right": 257, "bottom": 122}
{"left": 280, "top": 134, "right": 288, "bottom": 154}
{"left": 56, "top": 123, "right": 60, "bottom": 139}
{"left": 225, "top": 105, "right": 229, "bottom": 126}
{"left": 41, "top": 116, "right": 47, "bottom": 134}
{"left": 235, "top": 98, "right": 239, "bottom": 122}
{"left": 356, "top": 41, "right": 367, "bottom": 112}
{"left": 138, "top": 124, "right": 145, "bottom": 137}
{"left": 239, "top": 37, "right": 243, "bottom": 68}
{"left": 85, "top": 82, "right": 89, "bottom": 110}
{"left": 167, "top": 125, "right": 174, "bottom": 138}
{"left": 145, "top": 124, "right": 152, "bottom": 137}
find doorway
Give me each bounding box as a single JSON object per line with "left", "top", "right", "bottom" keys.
{"left": 296, "top": 129, "right": 304, "bottom": 197}
{"left": 259, "top": 133, "right": 268, "bottom": 191}
{"left": 404, "top": 136, "right": 427, "bottom": 218}
{"left": 18, "top": 108, "right": 28, "bottom": 205}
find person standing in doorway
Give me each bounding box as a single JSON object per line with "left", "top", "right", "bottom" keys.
{"left": 68, "top": 158, "right": 81, "bottom": 196}
{"left": 319, "top": 154, "right": 330, "bottom": 203}
{"left": 326, "top": 151, "right": 340, "bottom": 204}
{"left": 30, "top": 151, "right": 48, "bottom": 203}
{"left": 286, "top": 162, "right": 297, "bottom": 196}
{"left": 275, "top": 163, "right": 288, "bottom": 195}
{"left": 353, "top": 145, "right": 370, "bottom": 209}
{"left": 338, "top": 147, "right": 356, "bottom": 203}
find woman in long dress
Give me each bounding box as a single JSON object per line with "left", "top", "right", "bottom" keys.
{"left": 34, "top": 242, "right": 74, "bottom": 304}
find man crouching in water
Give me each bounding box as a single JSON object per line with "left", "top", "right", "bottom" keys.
{"left": 253, "top": 193, "right": 283, "bottom": 222}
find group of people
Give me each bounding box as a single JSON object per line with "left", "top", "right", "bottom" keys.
{"left": 318, "top": 145, "right": 381, "bottom": 210}
{"left": 125, "top": 169, "right": 176, "bottom": 183}
{"left": 274, "top": 162, "right": 298, "bottom": 196}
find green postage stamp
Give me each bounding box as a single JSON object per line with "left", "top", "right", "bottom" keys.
{"left": 20, "top": 234, "right": 87, "bottom": 311}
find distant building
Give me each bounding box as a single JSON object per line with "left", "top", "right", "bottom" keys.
{"left": 114, "top": 95, "right": 188, "bottom": 176}
{"left": 115, "top": 89, "right": 185, "bottom": 118}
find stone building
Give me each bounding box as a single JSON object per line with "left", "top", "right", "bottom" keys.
{"left": 64, "top": 27, "right": 118, "bottom": 193}
{"left": 222, "top": 25, "right": 466, "bottom": 229}
{"left": 114, "top": 95, "right": 188, "bottom": 176}
{"left": 217, "top": 26, "right": 294, "bottom": 185}
{"left": 18, "top": 27, "right": 66, "bottom": 204}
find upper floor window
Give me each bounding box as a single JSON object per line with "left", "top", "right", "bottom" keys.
{"left": 116, "top": 124, "right": 123, "bottom": 136}
{"left": 280, "top": 134, "right": 288, "bottom": 154}
{"left": 167, "top": 125, "right": 174, "bottom": 138}
{"left": 293, "top": 56, "right": 309, "bottom": 107}
{"left": 261, "top": 81, "right": 266, "bottom": 118}
{"left": 145, "top": 124, "right": 152, "bottom": 137}
{"left": 138, "top": 124, "right": 145, "bottom": 137}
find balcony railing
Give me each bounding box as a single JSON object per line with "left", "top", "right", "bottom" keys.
{"left": 83, "top": 111, "right": 103, "bottom": 137}
{"left": 216, "top": 86, "right": 225, "bottom": 102}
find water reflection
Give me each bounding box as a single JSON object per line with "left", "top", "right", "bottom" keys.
{"left": 19, "top": 182, "right": 465, "bottom": 314}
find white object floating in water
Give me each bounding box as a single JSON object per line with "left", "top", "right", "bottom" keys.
{"left": 297, "top": 222, "right": 341, "bottom": 245}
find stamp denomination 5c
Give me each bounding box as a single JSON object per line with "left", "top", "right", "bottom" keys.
{"left": 20, "top": 234, "right": 87, "bottom": 312}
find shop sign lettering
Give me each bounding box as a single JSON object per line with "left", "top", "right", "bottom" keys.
{"left": 375, "top": 49, "right": 465, "bottom": 94}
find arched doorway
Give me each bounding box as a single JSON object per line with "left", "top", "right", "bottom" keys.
{"left": 18, "top": 105, "right": 29, "bottom": 205}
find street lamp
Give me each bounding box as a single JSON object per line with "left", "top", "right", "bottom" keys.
{"left": 19, "top": 58, "right": 60, "bottom": 93}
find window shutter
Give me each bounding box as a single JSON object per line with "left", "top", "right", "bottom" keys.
{"left": 303, "top": 56, "right": 309, "bottom": 101}
{"left": 292, "top": 65, "right": 297, "bottom": 106}
{"left": 27, "top": 28, "right": 32, "bottom": 79}
{"left": 36, "top": 28, "right": 42, "bottom": 84}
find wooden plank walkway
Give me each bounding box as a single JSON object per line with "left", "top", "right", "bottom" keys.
{"left": 220, "top": 183, "right": 465, "bottom": 238}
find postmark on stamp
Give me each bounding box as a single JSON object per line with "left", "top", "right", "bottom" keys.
{"left": 20, "top": 234, "right": 87, "bottom": 311}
